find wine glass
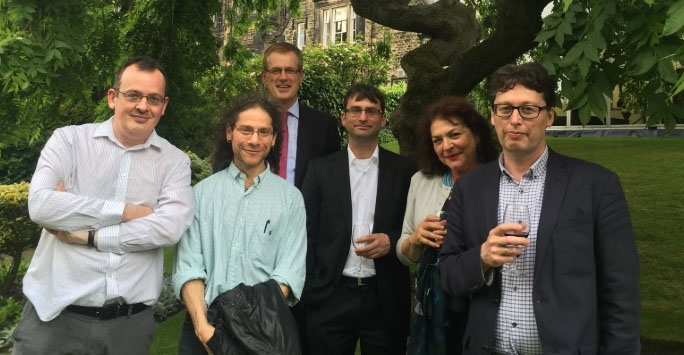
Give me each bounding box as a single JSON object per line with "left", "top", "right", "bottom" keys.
{"left": 501, "top": 204, "right": 530, "bottom": 275}
{"left": 352, "top": 224, "right": 371, "bottom": 273}
{"left": 352, "top": 224, "right": 371, "bottom": 250}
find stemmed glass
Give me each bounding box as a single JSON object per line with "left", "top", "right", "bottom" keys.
{"left": 352, "top": 224, "right": 371, "bottom": 271}
{"left": 501, "top": 204, "right": 530, "bottom": 275}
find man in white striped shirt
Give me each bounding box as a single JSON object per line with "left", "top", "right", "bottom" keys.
{"left": 13, "top": 56, "right": 194, "bottom": 355}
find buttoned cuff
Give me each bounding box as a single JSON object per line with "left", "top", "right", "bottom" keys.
{"left": 97, "top": 224, "right": 121, "bottom": 254}
{"left": 100, "top": 200, "right": 125, "bottom": 228}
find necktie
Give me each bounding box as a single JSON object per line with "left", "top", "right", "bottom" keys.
{"left": 278, "top": 111, "right": 289, "bottom": 179}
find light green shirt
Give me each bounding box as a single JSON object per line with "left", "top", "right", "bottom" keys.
{"left": 173, "top": 162, "right": 306, "bottom": 306}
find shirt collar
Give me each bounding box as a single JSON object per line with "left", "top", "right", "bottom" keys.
{"left": 227, "top": 161, "right": 271, "bottom": 187}
{"left": 286, "top": 100, "right": 300, "bottom": 119}
{"left": 347, "top": 145, "right": 380, "bottom": 169}
{"left": 94, "top": 116, "right": 162, "bottom": 150}
{"left": 498, "top": 146, "right": 549, "bottom": 180}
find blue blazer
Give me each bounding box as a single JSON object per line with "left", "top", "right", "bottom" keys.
{"left": 439, "top": 149, "right": 640, "bottom": 355}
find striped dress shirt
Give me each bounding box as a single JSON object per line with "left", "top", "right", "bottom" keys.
{"left": 24, "top": 117, "right": 194, "bottom": 321}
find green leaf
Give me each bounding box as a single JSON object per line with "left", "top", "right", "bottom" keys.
{"left": 559, "top": 19, "right": 573, "bottom": 35}
{"left": 561, "top": 42, "right": 584, "bottom": 67}
{"left": 588, "top": 30, "right": 607, "bottom": 50}
{"left": 662, "top": 0, "right": 684, "bottom": 36}
{"left": 578, "top": 56, "right": 591, "bottom": 78}
{"left": 587, "top": 86, "right": 607, "bottom": 119}
{"left": 670, "top": 73, "right": 684, "bottom": 97}
{"left": 658, "top": 59, "right": 678, "bottom": 84}
{"left": 583, "top": 42, "right": 600, "bottom": 62}
{"left": 554, "top": 29, "right": 565, "bottom": 47}
{"left": 594, "top": 74, "right": 614, "bottom": 98}
{"left": 543, "top": 13, "right": 563, "bottom": 27}
{"left": 563, "top": 0, "right": 574, "bottom": 12}
{"left": 578, "top": 104, "right": 592, "bottom": 125}
{"left": 627, "top": 50, "right": 658, "bottom": 75}
{"left": 535, "top": 29, "right": 556, "bottom": 43}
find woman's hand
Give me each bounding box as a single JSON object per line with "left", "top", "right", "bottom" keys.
{"left": 410, "top": 215, "right": 447, "bottom": 249}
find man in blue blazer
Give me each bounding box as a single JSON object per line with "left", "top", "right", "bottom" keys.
{"left": 439, "top": 62, "right": 640, "bottom": 355}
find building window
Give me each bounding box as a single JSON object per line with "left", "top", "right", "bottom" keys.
{"left": 333, "top": 7, "right": 347, "bottom": 43}
{"left": 297, "top": 22, "right": 306, "bottom": 48}
{"left": 320, "top": 5, "right": 361, "bottom": 45}
{"left": 323, "top": 9, "right": 330, "bottom": 46}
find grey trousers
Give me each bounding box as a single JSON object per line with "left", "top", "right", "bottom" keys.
{"left": 12, "top": 301, "right": 156, "bottom": 355}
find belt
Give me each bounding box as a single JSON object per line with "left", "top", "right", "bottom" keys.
{"left": 65, "top": 303, "right": 149, "bottom": 320}
{"left": 341, "top": 275, "right": 377, "bottom": 288}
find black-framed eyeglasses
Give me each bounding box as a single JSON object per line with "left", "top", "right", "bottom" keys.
{"left": 345, "top": 108, "right": 383, "bottom": 118}
{"left": 492, "top": 104, "right": 550, "bottom": 120}
{"left": 117, "top": 90, "right": 165, "bottom": 106}
{"left": 234, "top": 126, "right": 274, "bottom": 139}
{"left": 265, "top": 68, "right": 301, "bottom": 76}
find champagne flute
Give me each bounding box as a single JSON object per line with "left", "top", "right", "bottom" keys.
{"left": 501, "top": 204, "right": 530, "bottom": 275}
{"left": 352, "top": 224, "right": 371, "bottom": 273}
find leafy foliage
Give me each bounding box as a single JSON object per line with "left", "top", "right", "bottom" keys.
{"left": 187, "top": 151, "right": 213, "bottom": 186}
{"left": 299, "top": 42, "right": 391, "bottom": 119}
{"left": 536, "top": 0, "right": 684, "bottom": 130}
{"left": 0, "top": 182, "right": 40, "bottom": 297}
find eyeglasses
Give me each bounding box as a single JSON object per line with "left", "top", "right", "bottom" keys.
{"left": 345, "top": 108, "right": 383, "bottom": 118}
{"left": 265, "top": 68, "right": 301, "bottom": 76}
{"left": 117, "top": 90, "right": 165, "bottom": 106}
{"left": 234, "top": 126, "right": 274, "bottom": 139}
{"left": 492, "top": 104, "right": 550, "bottom": 120}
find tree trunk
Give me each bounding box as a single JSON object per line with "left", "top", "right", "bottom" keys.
{"left": 351, "top": 0, "right": 550, "bottom": 156}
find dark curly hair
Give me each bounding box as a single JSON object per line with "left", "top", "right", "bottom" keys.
{"left": 211, "top": 94, "right": 282, "bottom": 173}
{"left": 416, "top": 96, "right": 499, "bottom": 176}
{"left": 488, "top": 62, "right": 556, "bottom": 108}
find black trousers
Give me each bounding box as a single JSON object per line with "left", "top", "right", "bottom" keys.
{"left": 178, "top": 313, "right": 209, "bottom": 355}
{"left": 307, "top": 278, "right": 405, "bottom": 355}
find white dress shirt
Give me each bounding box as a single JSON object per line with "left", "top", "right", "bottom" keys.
{"left": 342, "top": 145, "right": 379, "bottom": 278}
{"left": 24, "top": 117, "right": 194, "bottom": 321}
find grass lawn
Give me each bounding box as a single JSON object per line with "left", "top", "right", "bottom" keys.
{"left": 546, "top": 138, "right": 684, "bottom": 345}
{"left": 151, "top": 137, "right": 684, "bottom": 352}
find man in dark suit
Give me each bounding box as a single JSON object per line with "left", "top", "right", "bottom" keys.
{"left": 261, "top": 42, "right": 340, "bottom": 189}
{"left": 302, "top": 84, "right": 416, "bottom": 355}
{"left": 439, "top": 62, "right": 640, "bottom": 355}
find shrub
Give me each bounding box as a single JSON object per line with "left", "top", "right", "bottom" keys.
{"left": 187, "top": 151, "right": 213, "bottom": 186}
{"left": 153, "top": 276, "right": 182, "bottom": 323}
{"left": 378, "top": 82, "right": 407, "bottom": 144}
{"left": 300, "top": 42, "right": 391, "bottom": 119}
{"left": 0, "top": 182, "right": 41, "bottom": 297}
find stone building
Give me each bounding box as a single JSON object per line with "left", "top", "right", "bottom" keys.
{"left": 214, "top": 0, "right": 429, "bottom": 83}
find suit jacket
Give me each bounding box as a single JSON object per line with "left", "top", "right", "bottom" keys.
{"left": 213, "top": 103, "right": 340, "bottom": 188}
{"left": 294, "top": 104, "right": 341, "bottom": 189}
{"left": 301, "top": 147, "right": 416, "bottom": 338}
{"left": 439, "top": 149, "right": 640, "bottom": 355}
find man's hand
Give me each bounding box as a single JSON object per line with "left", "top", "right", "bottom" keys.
{"left": 46, "top": 182, "right": 90, "bottom": 245}
{"left": 46, "top": 230, "right": 89, "bottom": 245}
{"left": 480, "top": 223, "right": 530, "bottom": 273}
{"left": 122, "top": 204, "right": 154, "bottom": 222}
{"left": 354, "top": 233, "right": 390, "bottom": 259}
{"left": 279, "top": 284, "right": 291, "bottom": 300}
{"left": 195, "top": 321, "right": 216, "bottom": 354}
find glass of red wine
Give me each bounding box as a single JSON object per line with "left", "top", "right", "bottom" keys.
{"left": 501, "top": 204, "right": 530, "bottom": 275}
